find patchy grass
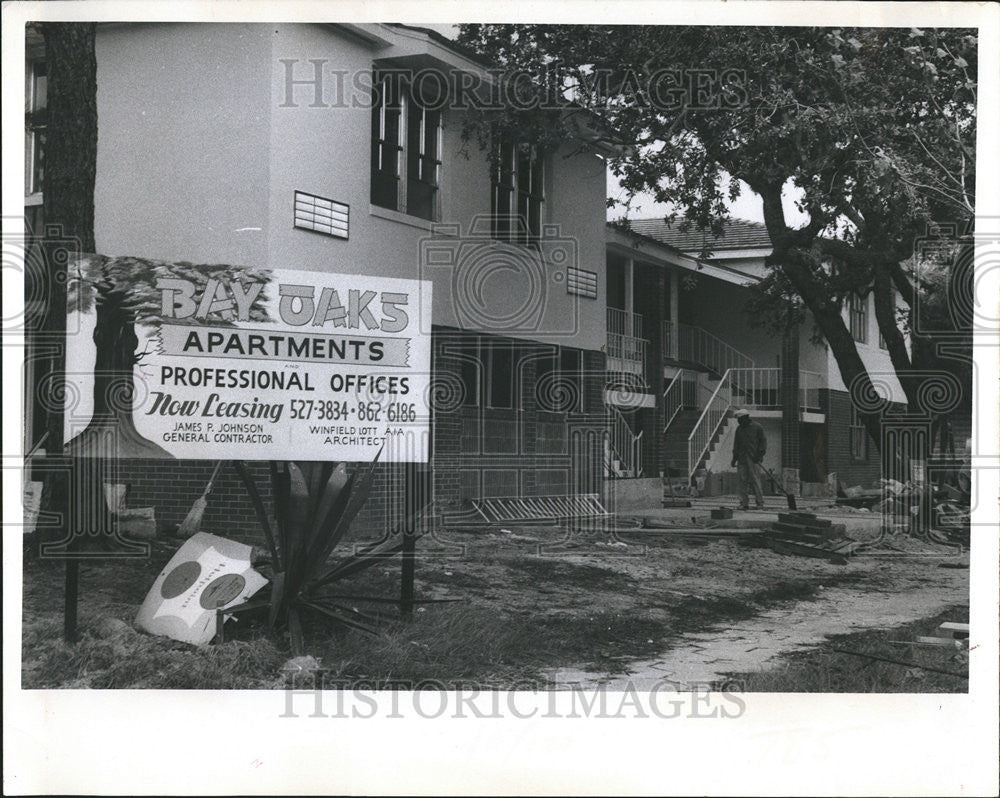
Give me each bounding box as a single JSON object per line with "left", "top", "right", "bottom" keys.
{"left": 22, "top": 615, "right": 285, "bottom": 689}
{"left": 501, "top": 556, "right": 637, "bottom": 591}
{"left": 304, "top": 604, "right": 669, "bottom": 686}
{"left": 717, "top": 605, "right": 970, "bottom": 693}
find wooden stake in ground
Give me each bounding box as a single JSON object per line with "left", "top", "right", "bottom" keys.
{"left": 178, "top": 461, "right": 224, "bottom": 538}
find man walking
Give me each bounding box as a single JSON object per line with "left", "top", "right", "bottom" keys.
{"left": 731, "top": 408, "right": 766, "bottom": 510}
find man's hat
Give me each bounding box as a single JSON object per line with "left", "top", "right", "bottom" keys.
{"left": 734, "top": 409, "right": 750, "bottom": 418}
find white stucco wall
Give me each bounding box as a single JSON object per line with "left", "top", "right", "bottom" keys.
{"left": 95, "top": 23, "right": 273, "bottom": 267}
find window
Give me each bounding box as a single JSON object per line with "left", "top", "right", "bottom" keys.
{"left": 849, "top": 292, "right": 868, "bottom": 343}
{"left": 850, "top": 405, "right": 868, "bottom": 460}
{"left": 370, "top": 71, "right": 442, "bottom": 221}
{"left": 491, "top": 140, "right": 544, "bottom": 244}
{"left": 26, "top": 59, "right": 46, "bottom": 197}
{"left": 370, "top": 73, "right": 402, "bottom": 211}
{"left": 406, "top": 98, "right": 442, "bottom": 221}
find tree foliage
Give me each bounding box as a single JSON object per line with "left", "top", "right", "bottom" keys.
{"left": 457, "top": 25, "right": 977, "bottom": 436}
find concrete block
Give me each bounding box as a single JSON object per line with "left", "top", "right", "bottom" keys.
{"left": 935, "top": 622, "right": 969, "bottom": 640}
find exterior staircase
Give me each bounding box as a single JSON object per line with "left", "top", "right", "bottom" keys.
{"left": 663, "top": 408, "right": 701, "bottom": 477}
{"left": 605, "top": 405, "right": 643, "bottom": 479}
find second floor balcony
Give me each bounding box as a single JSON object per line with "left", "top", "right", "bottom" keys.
{"left": 606, "top": 308, "right": 647, "bottom": 376}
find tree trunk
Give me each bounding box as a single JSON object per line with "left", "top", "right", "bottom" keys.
{"left": 758, "top": 186, "right": 886, "bottom": 451}
{"left": 37, "top": 23, "right": 99, "bottom": 551}
{"left": 40, "top": 22, "right": 97, "bottom": 253}
{"left": 873, "top": 264, "right": 921, "bottom": 410}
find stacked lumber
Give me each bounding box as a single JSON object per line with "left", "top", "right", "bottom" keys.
{"left": 763, "top": 512, "right": 857, "bottom": 564}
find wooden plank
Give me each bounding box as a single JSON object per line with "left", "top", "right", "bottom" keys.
{"left": 766, "top": 537, "right": 848, "bottom": 565}
{"left": 778, "top": 512, "right": 832, "bottom": 529}
{"left": 916, "top": 636, "right": 965, "bottom": 648}
{"left": 769, "top": 523, "right": 836, "bottom": 542}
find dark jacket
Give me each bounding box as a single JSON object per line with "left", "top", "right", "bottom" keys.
{"left": 733, "top": 420, "right": 767, "bottom": 463}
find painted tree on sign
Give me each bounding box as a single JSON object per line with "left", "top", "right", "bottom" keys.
{"left": 65, "top": 255, "right": 272, "bottom": 458}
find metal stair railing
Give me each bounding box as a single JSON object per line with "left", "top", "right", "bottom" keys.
{"left": 687, "top": 368, "right": 734, "bottom": 479}
{"left": 677, "top": 322, "right": 754, "bottom": 375}
{"left": 662, "top": 368, "right": 687, "bottom": 432}
{"left": 608, "top": 404, "right": 643, "bottom": 479}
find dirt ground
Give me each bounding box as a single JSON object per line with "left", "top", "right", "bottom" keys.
{"left": 20, "top": 501, "right": 970, "bottom": 690}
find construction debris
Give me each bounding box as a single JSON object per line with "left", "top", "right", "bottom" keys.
{"left": 474, "top": 493, "right": 608, "bottom": 524}
{"left": 760, "top": 512, "right": 858, "bottom": 564}
{"left": 136, "top": 532, "right": 268, "bottom": 645}
{"left": 661, "top": 477, "right": 693, "bottom": 508}
{"left": 913, "top": 622, "right": 969, "bottom": 649}
{"left": 936, "top": 621, "right": 970, "bottom": 641}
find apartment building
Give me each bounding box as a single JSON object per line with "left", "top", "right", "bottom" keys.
{"left": 602, "top": 218, "right": 913, "bottom": 505}
{"left": 25, "top": 23, "right": 613, "bottom": 535}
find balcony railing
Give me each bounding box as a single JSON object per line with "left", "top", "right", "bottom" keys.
{"left": 799, "top": 370, "right": 823, "bottom": 411}
{"left": 662, "top": 320, "right": 676, "bottom": 360}
{"left": 729, "top": 367, "right": 781, "bottom": 409}
{"left": 607, "top": 307, "right": 644, "bottom": 339}
{"left": 606, "top": 332, "right": 647, "bottom": 365}
{"left": 607, "top": 308, "right": 647, "bottom": 373}
{"left": 729, "top": 368, "right": 825, "bottom": 412}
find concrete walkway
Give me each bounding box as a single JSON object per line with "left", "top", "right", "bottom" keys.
{"left": 546, "top": 576, "right": 968, "bottom": 689}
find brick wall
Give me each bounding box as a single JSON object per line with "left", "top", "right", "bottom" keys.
{"left": 119, "top": 457, "right": 396, "bottom": 546}
{"left": 822, "top": 388, "right": 914, "bottom": 488}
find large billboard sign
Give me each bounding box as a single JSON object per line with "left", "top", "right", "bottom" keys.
{"left": 64, "top": 256, "right": 432, "bottom": 461}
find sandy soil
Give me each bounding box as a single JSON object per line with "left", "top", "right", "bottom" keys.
{"left": 21, "top": 501, "right": 970, "bottom": 688}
